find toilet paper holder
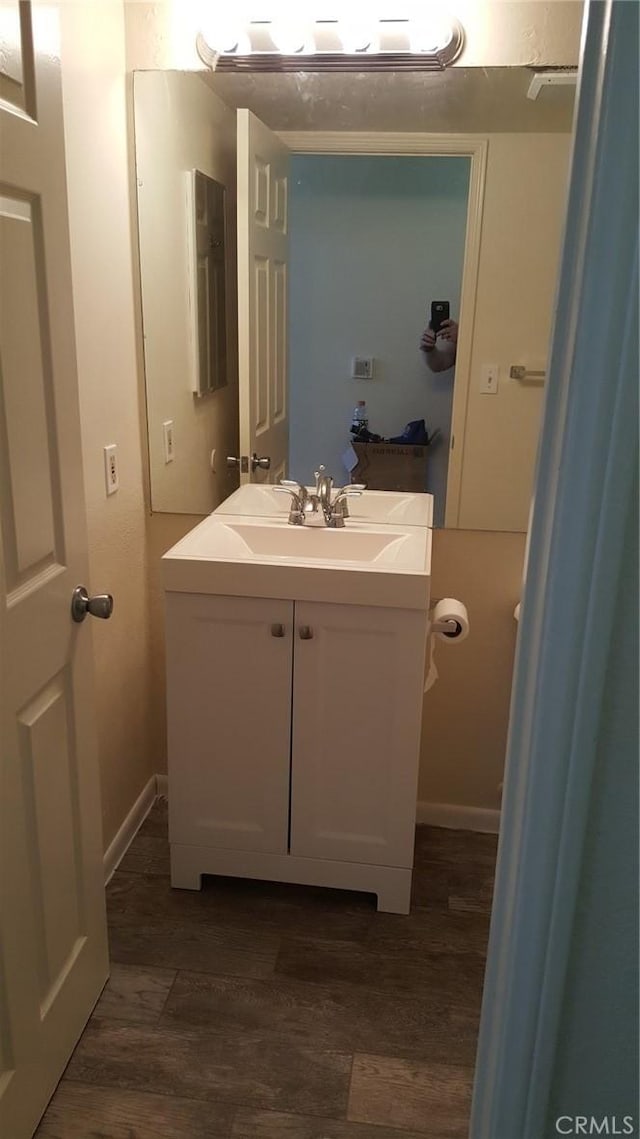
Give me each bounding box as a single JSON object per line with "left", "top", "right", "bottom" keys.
{"left": 429, "top": 599, "right": 464, "bottom": 639}
{"left": 431, "top": 617, "right": 463, "bottom": 638}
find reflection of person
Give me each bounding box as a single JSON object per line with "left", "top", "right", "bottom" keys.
{"left": 420, "top": 318, "right": 459, "bottom": 373}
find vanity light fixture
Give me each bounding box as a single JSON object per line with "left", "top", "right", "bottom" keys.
{"left": 196, "top": 15, "right": 464, "bottom": 72}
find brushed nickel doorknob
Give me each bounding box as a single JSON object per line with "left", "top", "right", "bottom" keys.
{"left": 71, "top": 586, "right": 114, "bottom": 623}
{"left": 227, "top": 455, "right": 249, "bottom": 473}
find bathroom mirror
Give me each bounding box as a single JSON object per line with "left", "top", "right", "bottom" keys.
{"left": 133, "top": 66, "right": 575, "bottom": 528}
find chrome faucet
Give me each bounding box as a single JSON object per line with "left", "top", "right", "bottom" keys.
{"left": 276, "top": 469, "right": 365, "bottom": 527}
{"left": 314, "top": 466, "right": 334, "bottom": 522}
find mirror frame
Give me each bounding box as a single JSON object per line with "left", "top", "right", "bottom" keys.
{"left": 278, "top": 130, "right": 488, "bottom": 528}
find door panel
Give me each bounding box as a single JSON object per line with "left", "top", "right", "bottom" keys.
{"left": 290, "top": 601, "right": 428, "bottom": 869}
{"left": 18, "top": 673, "right": 86, "bottom": 1011}
{"left": 0, "top": 6, "right": 108, "bottom": 1137}
{"left": 237, "top": 109, "right": 289, "bottom": 483}
{"left": 166, "top": 593, "right": 293, "bottom": 856}
{"left": 0, "top": 193, "right": 61, "bottom": 586}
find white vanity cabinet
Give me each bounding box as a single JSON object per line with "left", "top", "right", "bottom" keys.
{"left": 165, "top": 591, "right": 428, "bottom": 913}
{"left": 165, "top": 594, "right": 293, "bottom": 856}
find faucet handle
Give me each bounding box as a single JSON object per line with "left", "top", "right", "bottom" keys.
{"left": 274, "top": 485, "right": 301, "bottom": 505}
{"left": 278, "top": 479, "right": 309, "bottom": 509}
{"left": 332, "top": 487, "right": 362, "bottom": 520}
{"left": 334, "top": 488, "right": 362, "bottom": 501}
{"left": 274, "top": 485, "right": 306, "bottom": 525}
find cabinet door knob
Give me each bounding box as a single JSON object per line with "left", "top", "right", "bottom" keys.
{"left": 299, "top": 625, "right": 314, "bottom": 640}
{"left": 270, "top": 623, "right": 285, "bottom": 638}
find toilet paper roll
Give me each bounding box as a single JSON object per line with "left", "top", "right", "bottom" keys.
{"left": 430, "top": 597, "right": 470, "bottom": 642}
{"left": 424, "top": 599, "right": 470, "bottom": 693}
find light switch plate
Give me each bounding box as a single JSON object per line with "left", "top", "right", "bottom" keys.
{"left": 163, "top": 420, "right": 175, "bottom": 463}
{"left": 480, "top": 364, "right": 499, "bottom": 394}
{"left": 104, "top": 444, "right": 119, "bottom": 495}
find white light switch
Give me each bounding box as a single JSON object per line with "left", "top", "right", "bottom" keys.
{"left": 480, "top": 364, "right": 499, "bottom": 395}
{"left": 163, "top": 420, "right": 175, "bottom": 463}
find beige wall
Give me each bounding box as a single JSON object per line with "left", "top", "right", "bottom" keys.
{"left": 133, "top": 70, "right": 239, "bottom": 513}
{"left": 124, "top": 1, "right": 582, "bottom": 71}
{"left": 458, "top": 133, "right": 571, "bottom": 530}
{"left": 60, "top": 2, "right": 155, "bottom": 850}
{"left": 419, "top": 529, "right": 525, "bottom": 811}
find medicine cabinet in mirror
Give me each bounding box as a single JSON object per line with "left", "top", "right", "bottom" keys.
{"left": 187, "top": 170, "right": 227, "bottom": 397}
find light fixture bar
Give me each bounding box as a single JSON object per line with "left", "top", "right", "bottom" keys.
{"left": 196, "top": 17, "right": 464, "bottom": 73}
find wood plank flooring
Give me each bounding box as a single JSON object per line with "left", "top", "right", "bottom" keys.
{"left": 36, "top": 801, "right": 497, "bottom": 1138}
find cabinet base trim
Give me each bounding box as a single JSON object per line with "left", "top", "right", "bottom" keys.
{"left": 169, "top": 842, "right": 412, "bottom": 914}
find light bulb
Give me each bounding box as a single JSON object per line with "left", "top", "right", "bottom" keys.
{"left": 408, "top": 14, "right": 452, "bottom": 53}
{"left": 270, "top": 20, "right": 313, "bottom": 54}
{"left": 336, "top": 18, "right": 379, "bottom": 53}
{"left": 199, "top": 17, "right": 250, "bottom": 54}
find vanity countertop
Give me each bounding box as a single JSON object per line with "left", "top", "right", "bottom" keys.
{"left": 162, "top": 512, "right": 431, "bottom": 610}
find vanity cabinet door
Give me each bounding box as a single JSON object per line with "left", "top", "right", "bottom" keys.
{"left": 166, "top": 593, "right": 293, "bottom": 854}
{"left": 290, "top": 601, "right": 428, "bottom": 868}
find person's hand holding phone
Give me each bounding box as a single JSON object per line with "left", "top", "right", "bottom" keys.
{"left": 420, "top": 327, "right": 436, "bottom": 353}
{"left": 439, "top": 319, "right": 459, "bottom": 346}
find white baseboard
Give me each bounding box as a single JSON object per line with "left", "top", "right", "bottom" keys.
{"left": 103, "top": 774, "right": 159, "bottom": 885}
{"left": 416, "top": 800, "right": 501, "bottom": 834}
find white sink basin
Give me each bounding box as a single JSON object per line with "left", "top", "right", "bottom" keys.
{"left": 215, "top": 484, "right": 433, "bottom": 528}
{"left": 162, "top": 514, "right": 431, "bottom": 609}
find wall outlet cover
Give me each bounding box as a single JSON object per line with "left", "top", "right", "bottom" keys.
{"left": 104, "top": 444, "right": 119, "bottom": 495}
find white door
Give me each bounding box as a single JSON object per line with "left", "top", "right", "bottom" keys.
{"left": 290, "top": 601, "right": 428, "bottom": 868}
{"left": 236, "top": 109, "right": 290, "bottom": 485}
{"left": 0, "top": 6, "right": 109, "bottom": 1138}
{"left": 165, "top": 593, "right": 293, "bottom": 857}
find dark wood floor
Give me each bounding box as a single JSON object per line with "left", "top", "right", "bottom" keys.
{"left": 36, "top": 801, "right": 497, "bottom": 1138}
